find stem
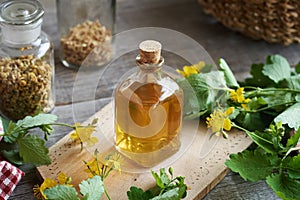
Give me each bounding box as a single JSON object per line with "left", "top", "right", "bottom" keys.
{"left": 231, "top": 123, "right": 273, "bottom": 145}
{"left": 103, "top": 166, "right": 108, "bottom": 178}
{"left": 0, "top": 123, "right": 78, "bottom": 137}
{"left": 212, "top": 87, "right": 232, "bottom": 91}
{"left": 104, "top": 188, "right": 111, "bottom": 200}
{"left": 282, "top": 146, "right": 300, "bottom": 161}
{"left": 279, "top": 146, "right": 300, "bottom": 174}
{"left": 215, "top": 91, "right": 228, "bottom": 104}
{"left": 244, "top": 101, "right": 296, "bottom": 113}
{"left": 46, "top": 123, "right": 75, "bottom": 129}
{"left": 95, "top": 154, "right": 101, "bottom": 175}
{"left": 244, "top": 86, "right": 300, "bottom": 93}
{"left": 231, "top": 122, "right": 249, "bottom": 133}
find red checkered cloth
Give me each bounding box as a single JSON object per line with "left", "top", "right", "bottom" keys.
{"left": 0, "top": 161, "right": 24, "bottom": 200}
{"left": 0, "top": 119, "right": 25, "bottom": 200}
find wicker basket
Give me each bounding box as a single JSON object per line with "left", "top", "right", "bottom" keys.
{"left": 198, "top": 0, "right": 300, "bottom": 45}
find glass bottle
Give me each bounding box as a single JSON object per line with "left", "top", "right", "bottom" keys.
{"left": 0, "top": 0, "right": 55, "bottom": 121}
{"left": 56, "top": 0, "right": 115, "bottom": 69}
{"left": 114, "top": 40, "right": 183, "bottom": 167}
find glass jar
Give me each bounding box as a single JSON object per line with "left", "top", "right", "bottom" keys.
{"left": 114, "top": 40, "right": 183, "bottom": 167}
{"left": 56, "top": 0, "right": 115, "bottom": 69}
{"left": 0, "top": 0, "right": 55, "bottom": 121}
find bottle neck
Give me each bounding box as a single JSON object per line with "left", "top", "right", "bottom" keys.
{"left": 1, "top": 18, "right": 42, "bottom": 45}
{"left": 135, "top": 55, "right": 164, "bottom": 83}
{"left": 136, "top": 55, "right": 164, "bottom": 73}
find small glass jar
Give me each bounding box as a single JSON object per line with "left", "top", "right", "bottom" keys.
{"left": 114, "top": 40, "right": 183, "bottom": 167}
{"left": 0, "top": 0, "right": 55, "bottom": 121}
{"left": 56, "top": 0, "right": 116, "bottom": 69}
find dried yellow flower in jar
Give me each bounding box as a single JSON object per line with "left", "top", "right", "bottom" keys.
{"left": 60, "top": 20, "right": 113, "bottom": 68}
{"left": 0, "top": 55, "right": 54, "bottom": 121}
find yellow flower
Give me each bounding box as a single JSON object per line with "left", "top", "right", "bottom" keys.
{"left": 40, "top": 178, "right": 57, "bottom": 191}
{"left": 33, "top": 172, "right": 72, "bottom": 200}
{"left": 206, "top": 107, "right": 234, "bottom": 138}
{"left": 104, "top": 153, "right": 122, "bottom": 173}
{"left": 33, "top": 185, "right": 45, "bottom": 200}
{"left": 57, "top": 172, "right": 72, "bottom": 186}
{"left": 84, "top": 152, "right": 122, "bottom": 179}
{"left": 70, "top": 123, "right": 98, "bottom": 147}
{"left": 84, "top": 158, "right": 102, "bottom": 177}
{"left": 230, "top": 88, "right": 251, "bottom": 110}
{"left": 225, "top": 106, "right": 234, "bottom": 116}
{"left": 176, "top": 61, "right": 206, "bottom": 77}
{"left": 33, "top": 178, "right": 57, "bottom": 199}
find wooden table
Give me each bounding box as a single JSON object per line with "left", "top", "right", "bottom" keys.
{"left": 5, "top": 0, "right": 300, "bottom": 199}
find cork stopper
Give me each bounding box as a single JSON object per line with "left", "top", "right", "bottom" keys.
{"left": 139, "top": 40, "right": 162, "bottom": 64}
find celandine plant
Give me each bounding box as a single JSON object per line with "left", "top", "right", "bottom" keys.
{"left": 177, "top": 54, "right": 300, "bottom": 200}
{"left": 0, "top": 114, "right": 98, "bottom": 166}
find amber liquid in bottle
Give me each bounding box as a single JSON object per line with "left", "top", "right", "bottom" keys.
{"left": 114, "top": 40, "right": 183, "bottom": 167}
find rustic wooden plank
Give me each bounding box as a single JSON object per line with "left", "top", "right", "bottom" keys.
{"left": 37, "top": 102, "right": 253, "bottom": 200}
{"left": 6, "top": 98, "right": 280, "bottom": 200}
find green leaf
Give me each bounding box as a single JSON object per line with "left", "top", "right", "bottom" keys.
{"left": 274, "top": 103, "right": 300, "bottom": 129}
{"left": 81, "top": 196, "right": 88, "bottom": 200}
{"left": 262, "top": 55, "right": 291, "bottom": 83}
{"left": 266, "top": 173, "right": 300, "bottom": 200}
{"left": 295, "top": 61, "right": 300, "bottom": 74}
{"left": 152, "top": 171, "right": 164, "bottom": 188}
{"left": 176, "top": 78, "right": 200, "bottom": 116}
{"left": 17, "top": 135, "right": 51, "bottom": 166}
{"left": 79, "top": 176, "right": 104, "bottom": 200}
{"left": 201, "top": 64, "right": 213, "bottom": 73}
{"left": 0, "top": 116, "right": 10, "bottom": 133}
{"left": 295, "top": 94, "right": 300, "bottom": 102}
{"left": 1, "top": 150, "right": 23, "bottom": 165}
{"left": 246, "top": 97, "right": 267, "bottom": 111}
{"left": 159, "top": 168, "right": 171, "bottom": 186}
{"left": 151, "top": 188, "right": 181, "bottom": 200}
{"left": 225, "top": 150, "right": 275, "bottom": 182}
{"left": 286, "top": 74, "right": 300, "bottom": 89}
{"left": 16, "top": 113, "right": 57, "bottom": 128}
{"left": 286, "top": 128, "right": 300, "bottom": 148}
{"left": 44, "top": 185, "right": 79, "bottom": 200}
{"left": 129, "top": 168, "right": 187, "bottom": 200}
{"left": 244, "top": 63, "right": 275, "bottom": 87}
{"left": 168, "top": 167, "right": 174, "bottom": 177}
{"left": 40, "top": 124, "right": 54, "bottom": 134}
{"left": 3, "top": 132, "right": 20, "bottom": 143}
{"left": 267, "top": 151, "right": 282, "bottom": 166}
{"left": 262, "top": 91, "right": 293, "bottom": 110}
{"left": 237, "top": 112, "right": 268, "bottom": 131}
{"left": 246, "top": 130, "right": 277, "bottom": 154}
{"left": 219, "top": 58, "right": 239, "bottom": 88}
{"left": 186, "top": 71, "right": 227, "bottom": 112}
{"left": 178, "top": 71, "right": 228, "bottom": 118}
{"left": 127, "top": 186, "right": 153, "bottom": 200}
{"left": 3, "top": 121, "right": 20, "bottom": 143}
{"left": 284, "top": 154, "right": 300, "bottom": 179}
{"left": 173, "top": 177, "right": 187, "bottom": 198}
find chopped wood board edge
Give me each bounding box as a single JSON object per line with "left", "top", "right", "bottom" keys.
{"left": 37, "top": 102, "right": 252, "bottom": 199}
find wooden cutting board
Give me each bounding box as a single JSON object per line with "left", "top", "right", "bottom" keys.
{"left": 37, "top": 102, "right": 252, "bottom": 199}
